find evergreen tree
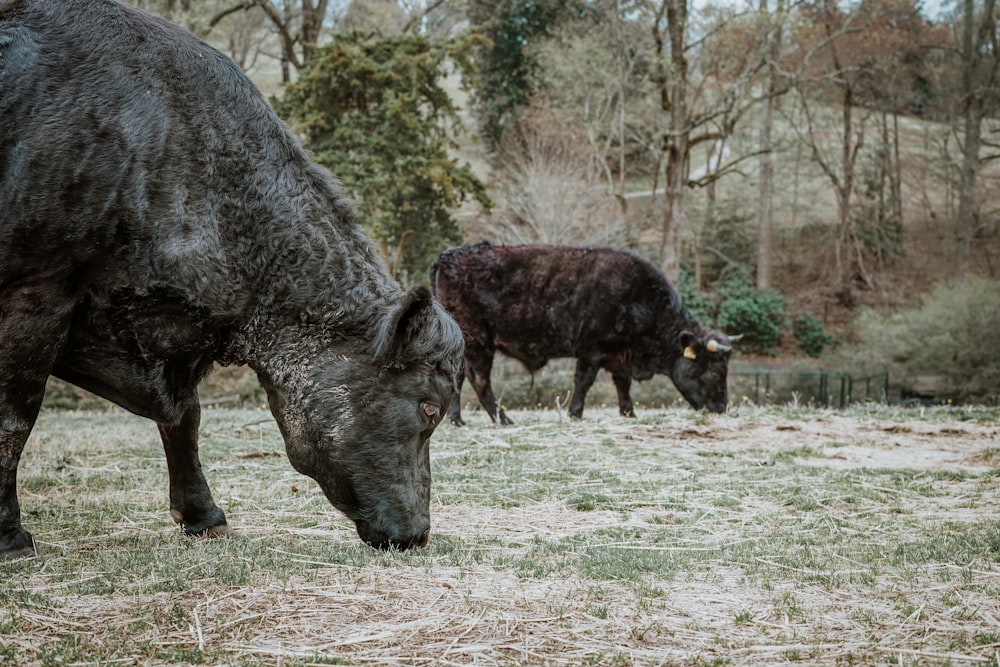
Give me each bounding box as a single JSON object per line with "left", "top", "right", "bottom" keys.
{"left": 274, "top": 32, "right": 491, "bottom": 283}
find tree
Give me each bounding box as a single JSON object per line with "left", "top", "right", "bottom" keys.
{"left": 784, "top": 0, "right": 876, "bottom": 294}
{"left": 787, "top": 0, "right": 938, "bottom": 293}
{"left": 467, "top": 0, "right": 575, "bottom": 151}
{"left": 209, "top": 0, "right": 347, "bottom": 78}
{"left": 650, "top": 0, "right": 773, "bottom": 285}
{"left": 273, "top": 32, "right": 492, "bottom": 282}
{"left": 755, "top": 0, "right": 788, "bottom": 290}
{"left": 530, "top": 0, "right": 655, "bottom": 247}
{"left": 469, "top": 106, "right": 628, "bottom": 245}
{"left": 952, "top": 0, "right": 1000, "bottom": 278}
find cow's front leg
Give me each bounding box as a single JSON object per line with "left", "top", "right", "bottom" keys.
{"left": 612, "top": 373, "right": 636, "bottom": 417}
{"left": 159, "top": 398, "right": 231, "bottom": 538}
{"left": 569, "top": 359, "right": 600, "bottom": 419}
{"left": 464, "top": 344, "right": 513, "bottom": 425}
{"left": 0, "top": 277, "right": 76, "bottom": 559}
{"left": 1, "top": 419, "right": 39, "bottom": 560}
{"left": 0, "top": 382, "right": 46, "bottom": 560}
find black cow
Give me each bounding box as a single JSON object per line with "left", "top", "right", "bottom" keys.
{"left": 431, "top": 243, "right": 736, "bottom": 425}
{"left": 0, "top": 0, "right": 464, "bottom": 560}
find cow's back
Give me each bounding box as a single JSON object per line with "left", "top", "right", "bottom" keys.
{"left": 0, "top": 0, "right": 342, "bottom": 314}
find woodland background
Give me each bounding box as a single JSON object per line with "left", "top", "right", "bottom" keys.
{"left": 61, "top": 0, "right": 1000, "bottom": 404}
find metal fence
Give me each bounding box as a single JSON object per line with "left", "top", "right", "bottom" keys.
{"left": 729, "top": 369, "right": 891, "bottom": 407}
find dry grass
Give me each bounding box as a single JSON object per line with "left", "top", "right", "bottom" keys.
{"left": 1, "top": 404, "right": 999, "bottom": 666}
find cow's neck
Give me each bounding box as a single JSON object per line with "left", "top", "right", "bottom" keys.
{"left": 221, "top": 209, "right": 402, "bottom": 368}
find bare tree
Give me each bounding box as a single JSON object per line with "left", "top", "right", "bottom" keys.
{"left": 208, "top": 0, "right": 346, "bottom": 77}
{"left": 755, "top": 0, "right": 788, "bottom": 290}
{"left": 652, "top": 0, "right": 690, "bottom": 284}
{"left": 953, "top": 0, "right": 1000, "bottom": 278}
{"left": 783, "top": 0, "right": 877, "bottom": 295}
{"left": 469, "top": 108, "right": 627, "bottom": 246}
{"left": 649, "top": 0, "right": 772, "bottom": 284}
{"left": 785, "top": 0, "right": 940, "bottom": 294}
{"left": 531, "top": 0, "right": 654, "bottom": 248}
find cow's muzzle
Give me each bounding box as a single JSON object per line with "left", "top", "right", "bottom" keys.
{"left": 358, "top": 523, "right": 430, "bottom": 551}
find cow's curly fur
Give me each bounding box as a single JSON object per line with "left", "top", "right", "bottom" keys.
{"left": 0, "top": 0, "right": 463, "bottom": 558}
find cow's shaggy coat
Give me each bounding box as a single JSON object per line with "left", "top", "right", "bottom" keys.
{"left": 431, "top": 243, "right": 735, "bottom": 424}
{"left": 0, "top": 0, "right": 463, "bottom": 559}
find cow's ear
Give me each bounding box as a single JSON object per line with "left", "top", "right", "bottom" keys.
{"left": 678, "top": 330, "right": 698, "bottom": 360}
{"left": 375, "top": 285, "right": 436, "bottom": 364}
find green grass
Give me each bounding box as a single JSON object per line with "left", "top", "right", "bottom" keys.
{"left": 1, "top": 404, "right": 998, "bottom": 665}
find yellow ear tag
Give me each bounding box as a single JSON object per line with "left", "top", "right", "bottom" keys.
{"left": 683, "top": 346, "right": 697, "bottom": 360}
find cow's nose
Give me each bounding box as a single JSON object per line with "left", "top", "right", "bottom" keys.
{"left": 358, "top": 521, "right": 430, "bottom": 551}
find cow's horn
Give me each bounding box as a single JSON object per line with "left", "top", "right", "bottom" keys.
{"left": 707, "top": 339, "right": 731, "bottom": 353}
{"left": 727, "top": 334, "right": 744, "bottom": 343}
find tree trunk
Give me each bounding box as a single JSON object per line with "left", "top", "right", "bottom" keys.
{"left": 299, "top": 0, "right": 329, "bottom": 65}
{"left": 892, "top": 111, "right": 903, "bottom": 231}
{"left": 954, "top": 0, "right": 993, "bottom": 279}
{"left": 756, "top": 0, "right": 783, "bottom": 290}
{"left": 656, "top": 0, "right": 689, "bottom": 286}
{"left": 757, "top": 90, "right": 774, "bottom": 290}
{"left": 955, "top": 100, "right": 981, "bottom": 279}
{"left": 659, "top": 135, "right": 686, "bottom": 285}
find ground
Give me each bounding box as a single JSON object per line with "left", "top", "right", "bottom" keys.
{"left": 1, "top": 405, "right": 998, "bottom": 665}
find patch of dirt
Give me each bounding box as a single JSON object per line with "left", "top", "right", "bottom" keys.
{"left": 629, "top": 413, "right": 999, "bottom": 473}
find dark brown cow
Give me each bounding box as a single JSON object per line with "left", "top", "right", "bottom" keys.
{"left": 431, "top": 243, "right": 736, "bottom": 425}
{"left": 0, "top": 0, "right": 463, "bottom": 559}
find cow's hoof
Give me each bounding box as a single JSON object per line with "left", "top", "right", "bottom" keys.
{"left": 200, "top": 523, "right": 238, "bottom": 539}
{"left": 449, "top": 416, "right": 466, "bottom": 427}
{"left": 172, "top": 507, "right": 233, "bottom": 539}
{"left": 0, "top": 528, "right": 36, "bottom": 561}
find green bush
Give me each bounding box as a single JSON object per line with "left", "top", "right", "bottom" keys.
{"left": 677, "top": 266, "right": 717, "bottom": 325}
{"left": 715, "top": 270, "right": 790, "bottom": 356}
{"left": 793, "top": 313, "right": 835, "bottom": 357}
{"left": 830, "top": 278, "right": 1000, "bottom": 404}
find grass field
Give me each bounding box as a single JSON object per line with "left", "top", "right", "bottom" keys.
{"left": 1, "top": 404, "right": 999, "bottom": 666}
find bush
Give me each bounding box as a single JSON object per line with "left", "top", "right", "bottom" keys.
{"left": 677, "top": 266, "right": 717, "bottom": 325}
{"left": 793, "top": 313, "right": 835, "bottom": 357}
{"left": 715, "top": 270, "right": 790, "bottom": 355}
{"left": 830, "top": 278, "right": 1000, "bottom": 404}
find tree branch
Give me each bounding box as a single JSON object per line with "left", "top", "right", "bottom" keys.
{"left": 208, "top": 1, "right": 255, "bottom": 30}
{"left": 402, "top": 0, "right": 447, "bottom": 34}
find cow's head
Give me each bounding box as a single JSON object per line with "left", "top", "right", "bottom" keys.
{"left": 258, "top": 285, "right": 463, "bottom": 550}
{"left": 671, "top": 330, "right": 739, "bottom": 413}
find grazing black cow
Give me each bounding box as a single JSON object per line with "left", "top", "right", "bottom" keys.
{"left": 431, "top": 242, "right": 737, "bottom": 425}
{"left": 0, "top": 0, "right": 464, "bottom": 560}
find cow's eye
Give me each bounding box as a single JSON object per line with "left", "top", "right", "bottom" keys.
{"left": 420, "top": 402, "right": 441, "bottom": 424}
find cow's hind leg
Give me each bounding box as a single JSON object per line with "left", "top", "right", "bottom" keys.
{"left": 568, "top": 359, "right": 600, "bottom": 419}
{"left": 0, "top": 277, "right": 75, "bottom": 559}
{"left": 159, "top": 397, "right": 232, "bottom": 538}
{"left": 464, "top": 344, "right": 513, "bottom": 425}
{"left": 612, "top": 373, "right": 636, "bottom": 417}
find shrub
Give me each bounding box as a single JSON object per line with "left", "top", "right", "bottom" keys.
{"left": 677, "top": 266, "right": 717, "bottom": 325}
{"left": 715, "top": 270, "right": 790, "bottom": 355}
{"left": 830, "top": 278, "right": 1000, "bottom": 404}
{"left": 793, "top": 313, "right": 835, "bottom": 357}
